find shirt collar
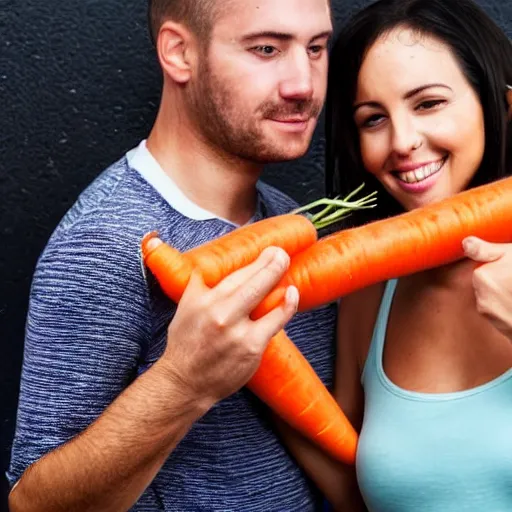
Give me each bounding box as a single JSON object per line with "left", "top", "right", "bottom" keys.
{"left": 127, "top": 140, "right": 267, "bottom": 227}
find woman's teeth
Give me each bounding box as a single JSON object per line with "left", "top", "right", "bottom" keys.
{"left": 396, "top": 159, "right": 445, "bottom": 183}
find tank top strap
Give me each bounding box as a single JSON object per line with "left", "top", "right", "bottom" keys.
{"left": 361, "top": 279, "right": 398, "bottom": 386}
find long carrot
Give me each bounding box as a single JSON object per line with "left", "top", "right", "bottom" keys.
{"left": 184, "top": 214, "right": 317, "bottom": 288}
{"left": 142, "top": 176, "right": 512, "bottom": 464}
{"left": 142, "top": 236, "right": 359, "bottom": 465}
{"left": 141, "top": 186, "right": 375, "bottom": 464}
{"left": 254, "top": 175, "right": 512, "bottom": 316}
{"left": 139, "top": 215, "right": 316, "bottom": 303}
{"left": 143, "top": 186, "right": 377, "bottom": 303}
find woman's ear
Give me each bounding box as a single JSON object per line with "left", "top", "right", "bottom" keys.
{"left": 156, "top": 21, "right": 196, "bottom": 84}
{"left": 507, "top": 85, "right": 512, "bottom": 120}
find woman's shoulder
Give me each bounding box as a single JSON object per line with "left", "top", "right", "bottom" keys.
{"left": 333, "top": 283, "right": 387, "bottom": 430}
{"left": 338, "top": 282, "right": 387, "bottom": 371}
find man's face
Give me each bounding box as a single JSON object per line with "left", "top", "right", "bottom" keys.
{"left": 187, "top": 0, "right": 332, "bottom": 164}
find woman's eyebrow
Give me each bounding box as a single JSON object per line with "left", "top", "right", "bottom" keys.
{"left": 353, "top": 83, "right": 453, "bottom": 111}
{"left": 403, "top": 83, "right": 453, "bottom": 99}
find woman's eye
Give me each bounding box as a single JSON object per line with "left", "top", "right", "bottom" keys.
{"left": 417, "top": 99, "right": 446, "bottom": 110}
{"left": 361, "top": 114, "right": 385, "bottom": 128}
{"left": 252, "top": 45, "right": 279, "bottom": 57}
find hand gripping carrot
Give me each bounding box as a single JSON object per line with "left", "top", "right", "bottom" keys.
{"left": 142, "top": 236, "right": 359, "bottom": 465}
{"left": 141, "top": 187, "right": 376, "bottom": 465}
{"left": 146, "top": 214, "right": 317, "bottom": 303}
{"left": 255, "top": 175, "right": 512, "bottom": 316}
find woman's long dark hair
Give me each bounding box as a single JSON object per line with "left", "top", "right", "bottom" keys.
{"left": 326, "top": 0, "right": 512, "bottom": 226}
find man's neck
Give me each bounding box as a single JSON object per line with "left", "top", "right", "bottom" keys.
{"left": 146, "top": 103, "right": 263, "bottom": 226}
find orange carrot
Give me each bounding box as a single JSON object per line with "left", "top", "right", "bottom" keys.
{"left": 140, "top": 214, "right": 317, "bottom": 303}
{"left": 249, "top": 330, "right": 357, "bottom": 463}
{"left": 141, "top": 232, "right": 194, "bottom": 303}
{"left": 180, "top": 184, "right": 377, "bottom": 290}
{"left": 184, "top": 214, "right": 318, "bottom": 287}
{"left": 141, "top": 185, "right": 377, "bottom": 301}
{"left": 255, "top": 175, "right": 512, "bottom": 315}
{"left": 140, "top": 186, "right": 376, "bottom": 463}
{"left": 142, "top": 235, "right": 358, "bottom": 465}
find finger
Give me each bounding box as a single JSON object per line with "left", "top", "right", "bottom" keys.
{"left": 252, "top": 286, "right": 300, "bottom": 343}
{"left": 220, "top": 249, "right": 290, "bottom": 317}
{"left": 214, "top": 246, "right": 289, "bottom": 299}
{"left": 181, "top": 267, "right": 208, "bottom": 299}
{"left": 462, "top": 236, "right": 506, "bottom": 263}
{"left": 141, "top": 232, "right": 162, "bottom": 259}
{"left": 473, "top": 290, "right": 510, "bottom": 338}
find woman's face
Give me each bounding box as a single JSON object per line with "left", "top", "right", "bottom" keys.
{"left": 353, "top": 27, "right": 485, "bottom": 211}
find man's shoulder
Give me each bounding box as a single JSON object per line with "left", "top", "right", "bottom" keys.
{"left": 58, "top": 156, "right": 158, "bottom": 229}
{"left": 50, "top": 155, "right": 177, "bottom": 245}
{"left": 34, "top": 155, "right": 172, "bottom": 285}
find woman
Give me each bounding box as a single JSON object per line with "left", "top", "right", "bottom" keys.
{"left": 281, "top": 0, "right": 512, "bottom": 510}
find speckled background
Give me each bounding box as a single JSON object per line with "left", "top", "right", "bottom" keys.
{"left": 1, "top": 0, "right": 510, "bottom": 502}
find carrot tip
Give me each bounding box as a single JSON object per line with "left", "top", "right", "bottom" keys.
{"left": 141, "top": 231, "right": 163, "bottom": 260}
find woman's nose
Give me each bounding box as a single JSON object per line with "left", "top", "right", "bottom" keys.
{"left": 390, "top": 115, "right": 423, "bottom": 155}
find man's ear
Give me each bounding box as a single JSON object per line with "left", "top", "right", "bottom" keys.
{"left": 157, "top": 21, "right": 197, "bottom": 84}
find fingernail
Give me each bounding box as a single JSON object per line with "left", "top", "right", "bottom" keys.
{"left": 262, "top": 246, "right": 279, "bottom": 262}
{"left": 462, "top": 237, "right": 476, "bottom": 254}
{"left": 285, "top": 286, "right": 299, "bottom": 308}
{"left": 273, "top": 248, "right": 289, "bottom": 267}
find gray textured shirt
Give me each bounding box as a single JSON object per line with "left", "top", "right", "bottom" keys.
{"left": 8, "top": 142, "right": 337, "bottom": 511}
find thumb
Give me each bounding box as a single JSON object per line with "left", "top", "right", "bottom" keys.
{"left": 462, "top": 236, "right": 506, "bottom": 263}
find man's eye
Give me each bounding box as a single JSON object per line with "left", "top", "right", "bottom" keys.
{"left": 308, "top": 45, "right": 325, "bottom": 57}
{"left": 252, "top": 45, "right": 278, "bottom": 57}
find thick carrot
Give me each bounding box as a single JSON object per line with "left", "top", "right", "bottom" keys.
{"left": 157, "top": 186, "right": 377, "bottom": 295}
{"left": 249, "top": 330, "right": 357, "bottom": 463}
{"left": 163, "top": 186, "right": 377, "bottom": 292}
{"left": 140, "top": 215, "right": 317, "bottom": 303}
{"left": 254, "top": 175, "right": 512, "bottom": 315}
{"left": 184, "top": 214, "right": 318, "bottom": 287}
{"left": 142, "top": 236, "right": 358, "bottom": 465}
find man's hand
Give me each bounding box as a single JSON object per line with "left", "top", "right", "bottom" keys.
{"left": 463, "top": 236, "right": 512, "bottom": 340}
{"left": 8, "top": 247, "right": 299, "bottom": 512}
{"left": 160, "top": 246, "right": 299, "bottom": 406}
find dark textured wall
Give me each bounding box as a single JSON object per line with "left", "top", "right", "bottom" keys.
{"left": 1, "top": 0, "right": 510, "bottom": 504}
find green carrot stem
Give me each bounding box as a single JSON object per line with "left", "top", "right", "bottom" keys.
{"left": 291, "top": 183, "right": 377, "bottom": 231}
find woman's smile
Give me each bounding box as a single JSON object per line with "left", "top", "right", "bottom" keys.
{"left": 354, "top": 27, "right": 485, "bottom": 211}
{"left": 393, "top": 156, "right": 447, "bottom": 193}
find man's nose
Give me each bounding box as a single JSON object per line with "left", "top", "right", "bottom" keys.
{"left": 278, "top": 49, "right": 314, "bottom": 101}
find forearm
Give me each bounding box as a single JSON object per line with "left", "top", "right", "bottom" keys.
{"left": 9, "top": 359, "right": 211, "bottom": 512}
{"left": 275, "top": 418, "right": 367, "bottom": 511}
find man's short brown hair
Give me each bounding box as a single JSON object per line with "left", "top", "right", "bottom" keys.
{"left": 148, "top": 0, "right": 223, "bottom": 45}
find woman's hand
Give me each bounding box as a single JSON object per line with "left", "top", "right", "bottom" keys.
{"left": 463, "top": 236, "right": 512, "bottom": 340}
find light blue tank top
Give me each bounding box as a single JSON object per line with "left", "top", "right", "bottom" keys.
{"left": 357, "top": 279, "right": 512, "bottom": 512}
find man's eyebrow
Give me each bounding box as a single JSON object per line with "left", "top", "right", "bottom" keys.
{"left": 353, "top": 83, "right": 453, "bottom": 112}
{"left": 241, "top": 30, "right": 332, "bottom": 43}
{"left": 310, "top": 30, "right": 333, "bottom": 42}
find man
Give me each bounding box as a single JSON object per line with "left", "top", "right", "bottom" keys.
{"left": 8, "top": 0, "right": 336, "bottom": 510}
